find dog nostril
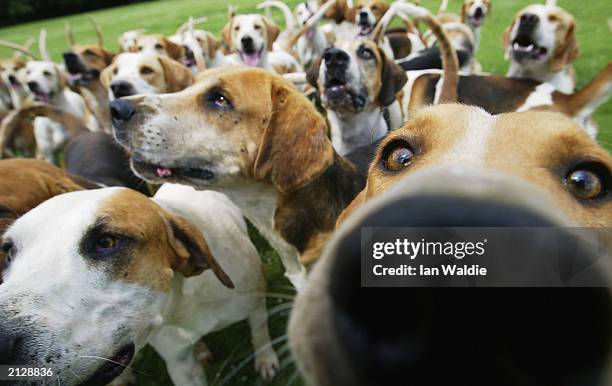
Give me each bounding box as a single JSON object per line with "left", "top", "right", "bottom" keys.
{"left": 110, "top": 99, "right": 135, "bottom": 122}
{"left": 521, "top": 13, "right": 539, "bottom": 25}
{"left": 241, "top": 36, "right": 253, "bottom": 44}
{"left": 8, "top": 75, "right": 17, "bottom": 84}
{"left": 27, "top": 81, "right": 38, "bottom": 92}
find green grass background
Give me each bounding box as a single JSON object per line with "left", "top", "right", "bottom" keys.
{"left": 0, "top": 1, "right": 610, "bottom": 385}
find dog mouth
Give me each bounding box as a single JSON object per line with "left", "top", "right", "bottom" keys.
{"left": 32, "top": 91, "right": 53, "bottom": 103}
{"left": 358, "top": 20, "right": 374, "bottom": 36}
{"left": 467, "top": 14, "right": 484, "bottom": 28}
{"left": 82, "top": 344, "right": 135, "bottom": 386}
{"left": 131, "top": 156, "right": 216, "bottom": 183}
{"left": 239, "top": 47, "right": 264, "bottom": 67}
{"left": 511, "top": 34, "right": 548, "bottom": 61}
{"left": 182, "top": 45, "right": 196, "bottom": 67}
{"left": 323, "top": 77, "right": 367, "bottom": 111}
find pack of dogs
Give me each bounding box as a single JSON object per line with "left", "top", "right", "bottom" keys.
{"left": 0, "top": 0, "right": 610, "bottom": 385}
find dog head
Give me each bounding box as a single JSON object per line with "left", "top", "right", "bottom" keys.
{"left": 0, "top": 187, "right": 232, "bottom": 385}
{"left": 132, "top": 34, "right": 185, "bottom": 62}
{"left": 100, "top": 52, "right": 193, "bottom": 100}
{"left": 180, "top": 29, "right": 221, "bottom": 70}
{"left": 24, "top": 61, "right": 68, "bottom": 103}
{"left": 221, "top": 14, "right": 280, "bottom": 67}
{"left": 503, "top": 3, "right": 578, "bottom": 71}
{"left": 62, "top": 44, "right": 115, "bottom": 86}
{"left": 110, "top": 67, "right": 333, "bottom": 195}
{"left": 0, "top": 58, "right": 26, "bottom": 91}
{"left": 289, "top": 104, "right": 612, "bottom": 386}
{"left": 347, "top": 0, "right": 390, "bottom": 36}
{"left": 307, "top": 39, "right": 407, "bottom": 114}
{"left": 461, "top": 0, "right": 491, "bottom": 28}
{"left": 118, "top": 29, "right": 145, "bottom": 52}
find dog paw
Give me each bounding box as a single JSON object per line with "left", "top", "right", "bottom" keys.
{"left": 254, "top": 349, "right": 280, "bottom": 380}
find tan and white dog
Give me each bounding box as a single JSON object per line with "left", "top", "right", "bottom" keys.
{"left": 438, "top": 0, "right": 492, "bottom": 53}
{"left": 24, "top": 60, "right": 86, "bottom": 162}
{"left": 0, "top": 184, "right": 279, "bottom": 385}
{"left": 221, "top": 14, "right": 302, "bottom": 74}
{"left": 118, "top": 29, "right": 145, "bottom": 52}
{"left": 100, "top": 52, "right": 194, "bottom": 100}
{"left": 109, "top": 67, "right": 366, "bottom": 288}
{"left": 289, "top": 104, "right": 612, "bottom": 386}
{"left": 132, "top": 34, "right": 185, "bottom": 62}
{"left": 503, "top": 1, "right": 578, "bottom": 93}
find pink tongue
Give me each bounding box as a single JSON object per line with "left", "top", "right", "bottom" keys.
{"left": 156, "top": 167, "right": 172, "bottom": 177}
{"left": 244, "top": 53, "right": 260, "bottom": 67}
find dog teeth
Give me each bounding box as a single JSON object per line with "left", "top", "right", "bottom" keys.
{"left": 527, "top": 44, "right": 534, "bottom": 50}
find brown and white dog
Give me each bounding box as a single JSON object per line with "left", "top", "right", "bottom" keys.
{"left": 438, "top": 0, "right": 492, "bottom": 53}
{"left": 0, "top": 57, "right": 28, "bottom": 112}
{"left": 109, "top": 67, "right": 365, "bottom": 288}
{"left": 132, "top": 34, "right": 185, "bottom": 62}
{"left": 503, "top": 1, "right": 578, "bottom": 93}
{"left": 221, "top": 13, "right": 302, "bottom": 74}
{"left": 289, "top": 104, "right": 612, "bottom": 386}
{"left": 100, "top": 52, "right": 194, "bottom": 100}
{"left": 0, "top": 184, "right": 280, "bottom": 385}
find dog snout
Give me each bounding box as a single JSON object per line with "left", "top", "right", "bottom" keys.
{"left": 323, "top": 48, "right": 349, "bottom": 69}
{"left": 474, "top": 6, "right": 484, "bottom": 18}
{"left": 110, "top": 99, "right": 135, "bottom": 123}
{"left": 27, "top": 81, "right": 39, "bottom": 93}
{"left": 110, "top": 81, "right": 136, "bottom": 99}
{"left": 241, "top": 36, "right": 255, "bottom": 52}
{"left": 520, "top": 13, "right": 539, "bottom": 27}
{"left": 358, "top": 11, "right": 369, "bottom": 24}
{"left": 7, "top": 74, "right": 18, "bottom": 85}
{"left": 62, "top": 51, "right": 77, "bottom": 61}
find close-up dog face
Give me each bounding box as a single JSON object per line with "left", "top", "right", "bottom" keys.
{"left": 24, "top": 61, "right": 66, "bottom": 102}
{"left": 110, "top": 67, "right": 333, "bottom": 194}
{"left": 349, "top": 0, "right": 390, "bottom": 36}
{"left": 62, "top": 44, "right": 115, "bottom": 85}
{"left": 222, "top": 15, "right": 280, "bottom": 67}
{"left": 101, "top": 52, "right": 193, "bottom": 100}
{"left": 296, "top": 1, "right": 319, "bottom": 27}
{"left": 0, "top": 58, "right": 26, "bottom": 90}
{"left": 289, "top": 105, "right": 612, "bottom": 386}
{"left": 461, "top": 0, "right": 491, "bottom": 28}
{"left": 503, "top": 3, "right": 578, "bottom": 71}
{"left": 308, "top": 39, "right": 406, "bottom": 113}
{"left": 0, "top": 187, "right": 230, "bottom": 385}
{"left": 132, "top": 34, "right": 184, "bottom": 61}
{"left": 180, "top": 29, "right": 220, "bottom": 70}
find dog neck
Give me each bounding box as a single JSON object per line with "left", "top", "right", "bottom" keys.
{"left": 327, "top": 106, "right": 388, "bottom": 156}
{"left": 507, "top": 61, "right": 574, "bottom": 93}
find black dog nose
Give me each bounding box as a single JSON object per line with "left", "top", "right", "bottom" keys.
{"left": 520, "top": 13, "right": 539, "bottom": 26}
{"left": 241, "top": 36, "right": 254, "bottom": 49}
{"left": 474, "top": 6, "right": 483, "bottom": 18}
{"left": 0, "top": 334, "right": 22, "bottom": 365}
{"left": 110, "top": 81, "right": 135, "bottom": 99}
{"left": 359, "top": 11, "right": 368, "bottom": 20}
{"left": 27, "top": 81, "right": 39, "bottom": 92}
{"left": 62, "top": 51, "right": 76, "bottom": 60}
{"left": 8, "top": 75, "right": 17, "bottom": 84}
{"left": 110, "top": 99, "right": 135, "bottom": 122}
{"left": 323, "top": 48, "right": 349, "bottom": 68}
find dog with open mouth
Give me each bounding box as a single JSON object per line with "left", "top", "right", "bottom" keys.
{"left": 0, "top": 185, "right": 281, "bottom": 385}
{"left": 503, "top": 2, "right": 578, "bottom": 93}
{"left": 289, "top": 104, "right": 612, "bottom": 386}
{"left": 221, "top": 14, "right": 280, "bottom": 71}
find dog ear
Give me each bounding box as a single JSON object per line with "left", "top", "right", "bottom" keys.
{"left": 101, "top": 48, "right": 115, "bottom": 65}
{"left": 221, "top": 19, "right": 234, "bottom": 52}
{"left": 55, "top": 66, "right": 68, "bottom": 89}
{"left": 158, "top": 56, "right": 194, "bottom": 93}
{"left": 253, "top": 77, "right": 334, "bottom": 194}
{"left": 502, "top": 20, "right": 515, "bottom": 60}
{"left": 460, "top": 2, "right": 469, "bottom": 22}
{"left": 345, "top": 3, "right": 358, "bottom": 22}
{"left": 166, "top": 213, "right": 234, "bottom": 287}
{"left": 262, "top": 16, "right": 280, "bottom": 51}
{"left": 206, "top": 32, "right": 220, "bottom": 59}
{"left": 162, "top": 37, "right": 184, "bottom": 61}
{"left": 550, "top": 21, "right": 579, "bottom": 72}
{"left": 306, "top": 57, "right": 322, "bottom": 88}
{"left": 378, "top": 51, "right": 408, "bottom": 106}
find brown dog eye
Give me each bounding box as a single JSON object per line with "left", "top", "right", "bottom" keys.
{"left": 95, "top": 234, "right": 119, "bottom": 253}
{"left": 565, "top": 162, "right": 610, "bottom": 201}
{"left": 1, "top": 239, "right": 15, "bottom": 273}
{"left": 140, "top": 66, "right": 154, "bottom": 75}
{"left": 43, "top": 71, "right": 52, "bottom": 77}
{"left": 205, "top": 89, "right": 233, "bottom": 111}
{"left": 154, "top": 43, "right": 163, "bottom": 50}
{"left": 84, "top": 49, "right": 96, "bottom": 57}
{"left": 382, "top": 141, "right": 414, "bottom": 172}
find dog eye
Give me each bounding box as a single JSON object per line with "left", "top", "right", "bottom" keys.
{"left": 565, "top": 162, "right": 610, "bottom": 201}
{"left": 113, "top": 67, "right": 118, "bottom": 75}
{"left": 84, "top": 49, "right": 96, "bottom": 57}
{"left": 43, "top": 71, "right": 52, "bottom": 77}
{"left": 137, "top": 46, "right": 143, "bottom": 51}
{"left": 254, "top": 25, "right": 262, "bottom": 30}
{"left": 371, "top": 5, "right": 379, "bottom": 11}
{"left": 154, "top": 43, "right": 163, "bottom": 50}
{"left": 140, "top": 66, "right": 154, "bottom": 75}
{"left": 357, "top": 46, "right": 375, "bottom": 60}
{"left": 1, "top": 239, "right": 16, "bottom": 273}
{"left": 234, "top": 26, "right": 240, "bottom": 31}
{"left": 94, "top": 234, "right": 121, "bottom": 254}
{"left": 205, "top": 90, "right": 233, "bottom": 111}
{"left": 382, "top": 141, "right": 414, "bottom": 172}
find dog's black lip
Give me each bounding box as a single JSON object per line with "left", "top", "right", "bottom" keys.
{"left": 131, "top": 156, "right": 216, "bottom": 182}
{"left": 81, "top": 343, "right": 135, "bottom": 386}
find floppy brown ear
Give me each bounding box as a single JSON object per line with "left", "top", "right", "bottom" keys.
{"left": 162, "top": 37, "right": 184, "bottom": 61}
{"left": 253, "top": 77, "right": 334, "bottom": 194}
{"left": 158, "top": 56, "right": 194, "bottom": 92}
{"left": 206, "top": 32, "right": 220, "bottom": 59}
{"left": 101, "top": 48, "right": 115, "bottom": 65}
{"left": 262, "top": 16, "right": 280, "bottom": 51}
{"left": 378, "top": 51, "right": 408, "bottom": 106}
{"left": 221, "top": 19, "right": 234, "bottom": 52}
{"left": 166, "top": 213, "right": 234, "bottom": 287}
{"left": 55, "top": 66, "right": 68, "bottom": 89}
{"left": 460, "top": 2, "right": 469, "bottom": 22}
{"left": 550, "top": 22, "right": 579, "bottom": 71}
{"left": 306, "top": 57, "right": 322, "bottom": 88}
{"left": 100, "top": 62, "right": 115, "bottom": 89}
{"left": 345, "top": 4, "right": 358, "bottom": 22}
{"left": 502, "top": 20, "right": 515, "bottom": 60}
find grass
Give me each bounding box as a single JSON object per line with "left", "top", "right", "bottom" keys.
{"left": 0, "top": 1, "right": 610, "bottom": 385}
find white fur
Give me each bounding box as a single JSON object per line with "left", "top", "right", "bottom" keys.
{"left": 517, "top": 82, "right": 556, "bottom": 112}
{"left": 106, "top": 53, "right": 164, "bottom": 101}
